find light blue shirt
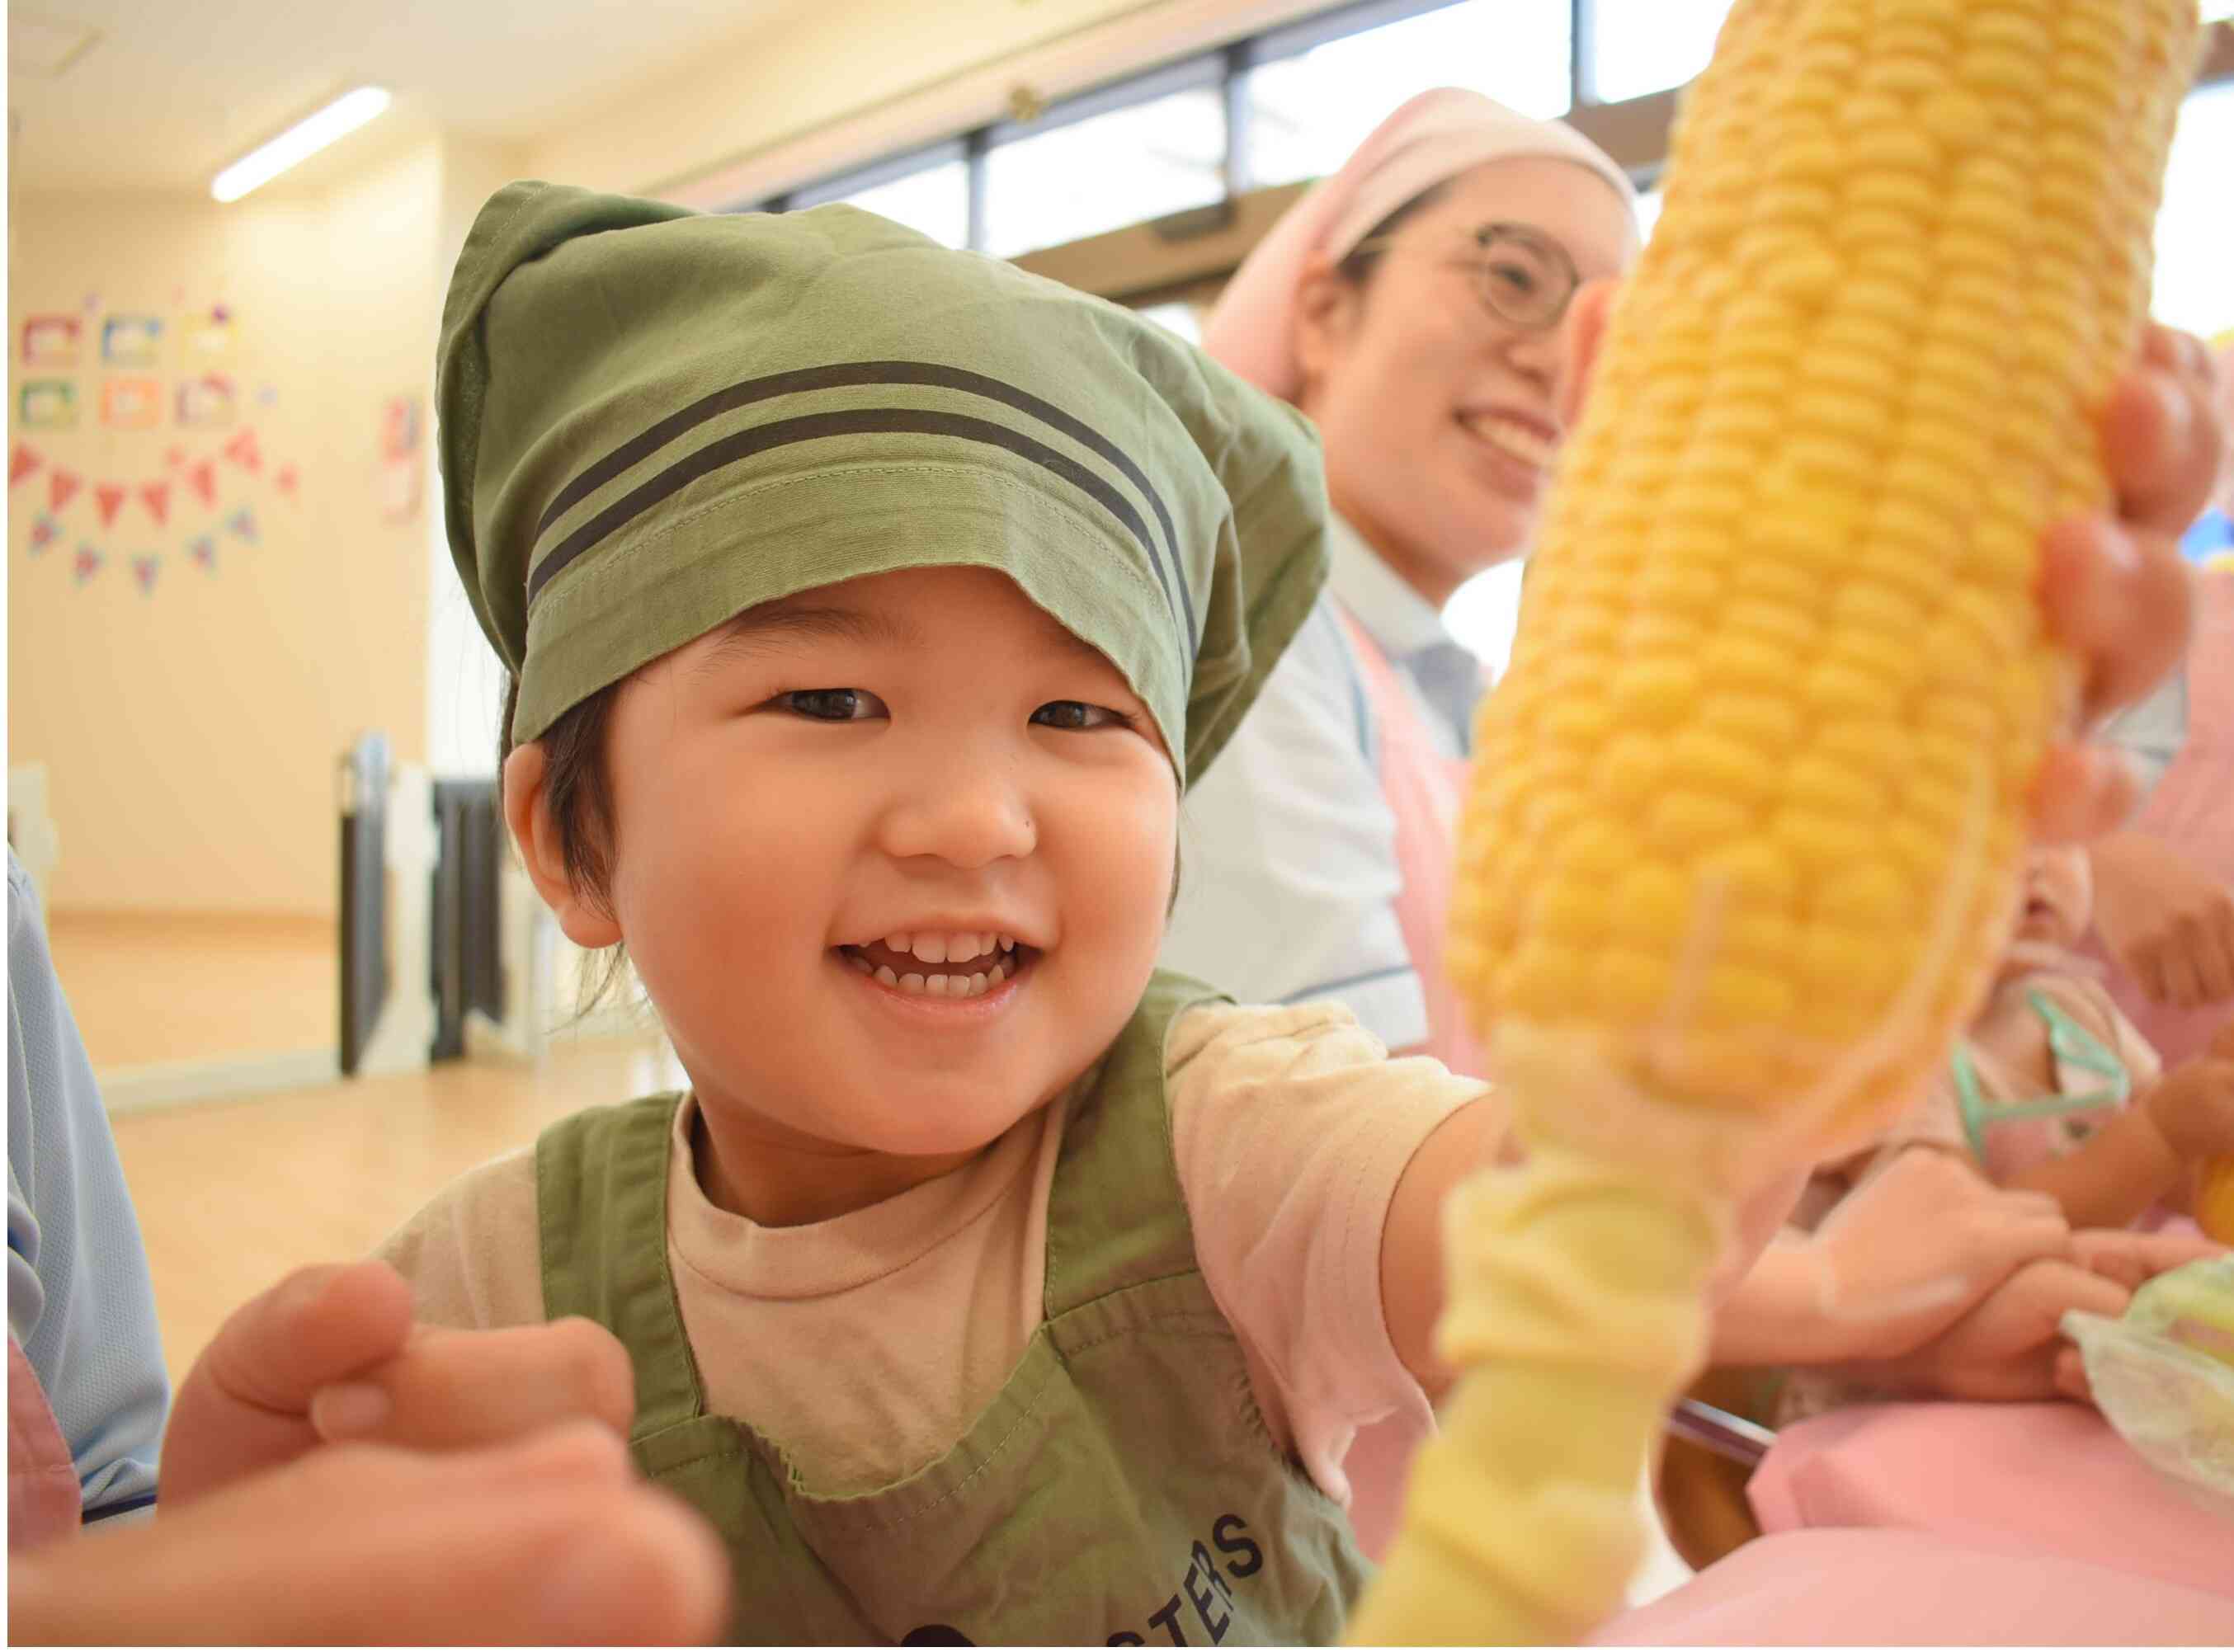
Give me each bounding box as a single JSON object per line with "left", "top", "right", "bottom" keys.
{"left": 7, "top": 850, "right": 167, "bottom": 1522}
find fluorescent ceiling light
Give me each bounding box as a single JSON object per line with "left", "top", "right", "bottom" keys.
{"left": 211, "top": 87, "right": 391, "bottom": 203}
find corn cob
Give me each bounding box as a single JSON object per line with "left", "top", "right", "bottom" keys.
{"left": 1349, "top": 2, "right": 2199, "bottom": 1642}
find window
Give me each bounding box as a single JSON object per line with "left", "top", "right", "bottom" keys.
{"left": 1589, "top": 0, "right": 1731, "bottom": 104}
{"left": 1249, "top": 2, "right": 1572, "bottom": 189}
{"left": 2206, "top": 2, "right": 2234, "bottom": 23}
{"left": 1632, "top": 187, "right": 1665, "bottom": 243}
{"left": 983, "top": 85, "right": 1227, "bottom": 259}
{"left": 2154, "top": 81, "right": 2234, "bottom": 341}
{"left": 825, "top": 160, "right": 970, "bottom": 248}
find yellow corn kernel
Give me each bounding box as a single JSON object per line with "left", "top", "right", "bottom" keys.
{"left": 1352, "top": 3, "right": 2200, "bottom": 1646}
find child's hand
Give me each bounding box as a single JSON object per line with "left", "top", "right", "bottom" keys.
{"left": 161, "top": 1259, "right": 636, "bottom": 1509}
{"left": 2140, "top": 1050, "right": 2234, "bottom": 1163}
{"left": 1562, "top": 294, "right": 2214, "bottom": 847}
{"left": 12, "top": 1422, "right": 727, "bottom": 1645}
{"left": 1869, "top": 1255, "right": 2130, "bottom": 1404}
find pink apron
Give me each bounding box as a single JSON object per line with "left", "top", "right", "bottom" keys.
{"left": 1330, "top": 607, "right": 1492, "bottom": 1079}
{"left": 8, "top": 1330, "right": 82, "bottom": 1550}
{"left": 2085, "top": 569, "right": 2234, "bottom": 1067}
{"left": 1330, "top": 606, "right": 1492, "bottom": 1560}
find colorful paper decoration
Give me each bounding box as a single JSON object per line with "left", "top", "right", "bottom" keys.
{"left": 100, "top": 314, "right": 163, "bottom": 366}
{"left": 177, "top": 374, "right": 236, "bottom": 428}
{"left": 29, "top": 514, "right": 59, "bottom": 553}
{"left": 21, "top": 316, "right": 82, "bottom": 366}
{"left": 226, "top": 507, "right": 258, "bottom": 544}
{"left": 131, "top": 554, "right": 160, "bottom": 595}
{"left": 18, "top": 381, "right": 76, "bottom": 429}
{"left": 10, "top": 443, "right": 41, "bottom": 487}
{"left": 185, "top": 311, "right": 233, "bottom": 360}
{"left": 186, "top": 460, "right": 218, "bottom": 508}
{"left": 222, "top": 427, "right": 262, "bottom": 472}
{"left": 139, "top": 482, "right": 171, "bottom": 526}
{"left": 187, "top": 535, "right": 216, "bottom": 571}
{"left": 48, "top": 469, "right": 81, "bottom": 513}
{"left": 72, "top": 546, "right": 103, "bottom": 586}
{"left": 99, "top": 378, "right": 163, "bottom": 431}
{"left": 276, "top": 464, "right": 298, "bottom": 498}
{"left": 94, "top": 483, "right": 128, "bottom": 528}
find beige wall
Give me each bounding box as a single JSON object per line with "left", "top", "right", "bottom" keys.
{"left": 7, "top": 142, "right": 445, "bottom": 918}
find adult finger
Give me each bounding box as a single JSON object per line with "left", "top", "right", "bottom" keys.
{"left": 2054, "top": 1345, "right": 2094, "bottom": 1405}
{"left": 2036, "top": 515, "right": 2195, "bottom": 723}
{"left": 2026, "top": 741, "right": 2140, "bottom": 846}
{"left": 200, "top": 1261, "right": 417, "bottom": 1414}
{"left": 313, "top": 1316, "right": 637, "bottom": 1449}
{"left": 2071, "top": 1227, "right": 2224, "bottom": 1290}
{"left": 2102, "top": 362, "right": 2218, "bottom": 534}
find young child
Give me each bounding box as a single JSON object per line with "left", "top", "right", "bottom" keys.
{"left": 1867, "top": 844, "right": 2234, "bottom": 1232}
{"left": 375, "top": 181, "right": 1518, "bottom": 1645}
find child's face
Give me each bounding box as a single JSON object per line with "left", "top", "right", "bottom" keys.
{"left": 592, "top": 564, "right": 1180, "bottom": 1164}
{"left": 2012, "top": 843, "right": 2093, "bottom": 952}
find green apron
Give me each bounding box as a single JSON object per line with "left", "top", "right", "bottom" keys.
{"left": 536, "top": 972, "right": 1372, "bottom": 1645}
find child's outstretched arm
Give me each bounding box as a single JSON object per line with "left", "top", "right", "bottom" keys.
{"left": 159, "top": 1259, "right": 636, "bottom": 1509}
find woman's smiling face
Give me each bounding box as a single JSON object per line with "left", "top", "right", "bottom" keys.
{"left": 1294, "top": 155, "right": 1639, "bottom": 606}
{"left": 563, "top": 565, "right": 1180, "bottom": 1189}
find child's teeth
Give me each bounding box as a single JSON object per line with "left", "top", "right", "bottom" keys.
{"left": 875, "top": 965, "right": 898, "bottom": 987}
{"left": 950, "top": 934, "right": 982, "bottom": 964}
{"left": 1000, "top": 934, "right": 1016, "bottom": 953}
{"left": 969, "top": 972, "right": 987, "bottom": 996}
{"left": 929, "top": 973, "right": 952, "bottom": 996}
{"left": 848, "top": 953, "right": 872, "bottom": 975}
{"left": 900, "top": 972, "right": 926, "bottom": 994}
{"left": 886, "top": 933, "right": 910, "bottom": 953}
{"left": 912, "top": 934, "right": 949, "bottom": 964}
{"left": 988, "top": 962, "right": 1006, "bottom": 986}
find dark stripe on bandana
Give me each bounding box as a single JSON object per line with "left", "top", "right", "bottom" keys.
{"left": 526, "top": 407, "right": 1181, "bottom": 653}
{"left": 534, "top": 360, "right": 1195, "bottom": 646}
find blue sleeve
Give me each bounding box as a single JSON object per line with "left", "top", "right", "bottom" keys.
{"left": 7, "top": 851, "right": 168, "bottom": 1520}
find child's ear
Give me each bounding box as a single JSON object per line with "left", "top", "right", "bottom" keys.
{"left": 1291, "top": 254, "right": 1364, "bottom": 407}
{"left": 502, "top": 742, "right": 624, "bottom": 949}
{"left": 1558, "top": 277, "right": 1622, "bottom": 431}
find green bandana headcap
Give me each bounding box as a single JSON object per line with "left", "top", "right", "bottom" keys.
{"left": 436, "top": 181, "right": 1329, "bottom": 788}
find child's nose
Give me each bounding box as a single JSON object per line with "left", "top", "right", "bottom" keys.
{"left": 877, "top": 767, "right": 1037, "bottom": 868}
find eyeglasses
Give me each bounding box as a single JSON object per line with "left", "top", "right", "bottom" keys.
{"left": 1347, "top": 221, "right": 1583, "bottom": 333}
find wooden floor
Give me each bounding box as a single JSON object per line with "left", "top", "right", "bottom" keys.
{"left": 111, "top": 1033, "right": 685, "bottom": 1388}
{"left": 47, "top": 909, "right": 339, "bottom": 1071}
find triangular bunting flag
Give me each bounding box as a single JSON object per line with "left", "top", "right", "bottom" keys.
{"left": 226, "top": 508, "right": 258, "bottom": 544}
{"left": 72, "top": 545, "right": 103, "bottom": 586}
{"left": 186, "top": 460, "right": 218, "bottom": 508}
{"left": 10, "top": 444, "right": 41, "bottom": 488}
{"left": 165, "top": 446, "right": 186, "bottom": 468}
{"left": 223, "top": 429, "right": 260, "bottom": 468}
{"left": 275, "top": 464, "right": 299, "bottom": 498}
{"left": 48, "top": 469, "right": 80, "bottom": 514}
{"left": 131, "top": 554, "right": 160, "bottom": 595}
{"left": 94, "top": 483, "right": 129, "bottom": 529}
{"left": 139, "top": 482, "right": 171, "bottom": 527}
{"left": 29, "top": 514, "right": 59, "bottom": 553}
{"left": 188, "top": 536, "right": 217, "bottom": 571}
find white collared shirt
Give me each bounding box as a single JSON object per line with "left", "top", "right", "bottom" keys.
{"left": 1159, "top": 518, "right": 1480, "bottom": 1049}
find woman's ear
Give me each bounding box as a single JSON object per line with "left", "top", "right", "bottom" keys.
{"left": 1558, "top": 276, "right": 1621, "bottom": 431}
{"left": 1290, "top": 252, "right": 1364, "bottom": 411}
{"left": 502, "top": 742, "right": 624, "bottom": 949}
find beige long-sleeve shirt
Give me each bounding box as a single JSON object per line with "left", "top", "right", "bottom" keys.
{"left": 378, "top": 1000, "right": 1490, "bottom": 1501}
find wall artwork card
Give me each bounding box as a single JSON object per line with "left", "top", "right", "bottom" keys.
{"left": 176, "top": 373, "right": 237, "bottom": 428}
{"left": 101, "top": 378, "right": 163, "bottom": 431}
{"left": 101, "top": 313, "right": 164, "bottom": 366}
{"left": 184, "top": 308, "right": 234, "bottom": 359}
{"left": 21, "top": 315, "right": 82, "bottom": 366}
{"left": 18, "top": 381, "right": 78, "bottom": 429}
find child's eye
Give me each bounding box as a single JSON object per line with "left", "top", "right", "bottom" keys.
{"left": 777, "top": 688, "right": 886, "bottom": 722}
{"left": 1031, "top": 700, "right": 1126, "bottom": 732}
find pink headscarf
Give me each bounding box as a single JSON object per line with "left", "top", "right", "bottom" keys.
{"left": 1202, "top": 87, "right": 1636, "bottom": 402}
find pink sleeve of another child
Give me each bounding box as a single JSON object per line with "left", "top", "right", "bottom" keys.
{"left": 1164, "top": 1001, "right": 1486, "bottom": 1504}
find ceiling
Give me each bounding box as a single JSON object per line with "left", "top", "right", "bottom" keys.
{"left": 7, "top": 0, "right": 787, "bottom": 193}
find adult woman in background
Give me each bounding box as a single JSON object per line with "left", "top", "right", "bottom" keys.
{"left": 1161, "top": 87, "right": 2227, "bottom": 1559}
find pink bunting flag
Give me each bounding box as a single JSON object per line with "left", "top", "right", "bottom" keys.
{"left": 48, "top": 469, "right": 80, "bottom": 514}
{"left": 29, "top": 514, "right": 59, "bottom": 552}
{"left": 186, "top": 460, "right": 218, "bottom": 509}
{"left": 10, "top": 444, "right": 41, "bottom": 488}
{"left": 187, "top": 536, "right": 216, "bottom": 571}
{"left": 94, "top": 483, "right": 129, "bottom": 529}
{"left": 275, "top": 464, "right": 299, "bottom": 498}
{"left": 139, "top": 482, "right": 171, "bottom": 527}
{"left": 222, "top": 429, "right": 261, "bottom": 472}
{"left": 72, "top": 546, "right": 102, "bottom": 586}
{"left": 132, "top": 555, "right": 160, "bottom": 595}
